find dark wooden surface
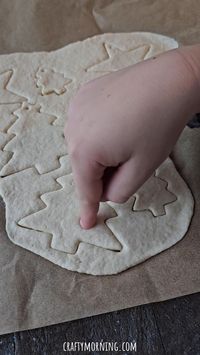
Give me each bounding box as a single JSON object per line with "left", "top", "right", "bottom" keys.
{"left": 0, "top": 292, "right": 199, "bottom": 355}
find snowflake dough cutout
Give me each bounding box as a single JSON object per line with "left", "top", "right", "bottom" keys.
{"left": 0, "top": 103, "right": 67, "bottom": 176}
{"left": 19, "top": 174, "right": 122, "bottom": 254}
{"left": 0, "top": 70, "right": 24, "bottom": 104}
{"left": 87, "top": 42, "right": 151, "bottom": 72}
{"left": 133, "top": 175, "right": 177, "bottom": 216}
{"left": 36, "top": 68, "right": 72, "bottom": 95}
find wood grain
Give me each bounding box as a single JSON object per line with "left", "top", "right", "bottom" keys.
{"left": 0, "top": 293, "right": 199, "bottom": 355}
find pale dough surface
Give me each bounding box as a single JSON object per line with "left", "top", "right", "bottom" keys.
{"left": 0, "top": 32, "right": 194, "bottom": 275}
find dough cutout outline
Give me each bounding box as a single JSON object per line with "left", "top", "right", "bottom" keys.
{"left": 133, "top": 173, "right": 177, "bottom": 217}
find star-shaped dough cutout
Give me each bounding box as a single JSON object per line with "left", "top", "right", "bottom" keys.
{"left": 0, "top": 70, "right": 24, "bottom": 104}
{"left": 133, "top": 175, "right": 177, "bottom": 217}
{"left": 19, "top": 174, "right": 122, "bottom": 254}
{"left": 36, "top": 68, "right": 72, "bottom": 95}
{"left": 86, "top": 42, "right": 150, "bottom": 72}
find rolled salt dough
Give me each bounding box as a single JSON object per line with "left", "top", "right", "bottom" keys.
{"left": 0, "top": 32, "right": 194, "bottom": 275}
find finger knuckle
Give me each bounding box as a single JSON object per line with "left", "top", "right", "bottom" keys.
{"left": 70, "top": 140, "right": 94, "bottom": 164}
{"left": 70, "top": 143, "right": 83, "bottom": 162}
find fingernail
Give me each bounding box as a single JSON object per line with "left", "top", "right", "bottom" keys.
{"left": 80, "top": 218, "right": 86, "bottom": 229}
{"left": 80, "top": 216, "right": 96, "bottom": 230}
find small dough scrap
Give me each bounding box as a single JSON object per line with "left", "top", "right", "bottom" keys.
{"left": 36, "top": 68, "right": 72, "bottom": 95}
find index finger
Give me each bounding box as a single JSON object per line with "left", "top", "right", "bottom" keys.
{"left": 70, "top": 149, "right": 105, "bottom": 229}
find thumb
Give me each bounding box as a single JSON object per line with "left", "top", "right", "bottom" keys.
{"left": 103, "top": 157, "right": 149, "bottom": 203}
{"left": 70, "top": 148, "right": 105, "bottom": 229}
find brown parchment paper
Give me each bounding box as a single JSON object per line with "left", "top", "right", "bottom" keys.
{"left": 0, "top": 0, "right": 200, "bottom": 335}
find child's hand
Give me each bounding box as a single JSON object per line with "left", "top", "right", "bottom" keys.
{"left": 65, "top": 45, "right": 200, "bottom": 229}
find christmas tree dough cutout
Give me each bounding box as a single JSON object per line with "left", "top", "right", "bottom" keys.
{"left": 0, "top": 103, "right": 67, "bottom": 176}
{"left": 19, "top": 174, "right": 122, "bottom": 254}
{"left": 0, "top": 155, "right": 72, "bottom": 252}
{"left": 133, "top": 174, "right": 177, "bottom": 216}
{"left": 36, "top": 68, "right": 72, "bottom": 95}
